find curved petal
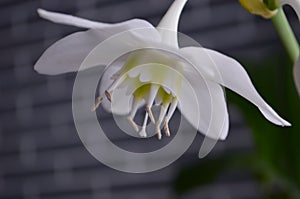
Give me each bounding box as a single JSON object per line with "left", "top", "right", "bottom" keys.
{"left": 293, "top": 56, "right": 300, "bottom": 96}
{"left": 156, "top": 0, "right": 188, "bottom": 47}
{"left": 38, "top": 9, "right": 155, "bottom": 30}
{"left": 178, "top": 67, "right": 229, "bottom": 141}
{"left": 199, "top": 112, "right": 229, "bottom": 158}
{"left": 181, "top": 47, "right": 291, "bottom": 127}
{"left": 68, "top": 28, "right": 162, "bottom": 74}
{"left": 34, "top": 25, "right": 160, "bottom": 75}
{"left": 34, "top": 29, "right": 106, "bottom": 75}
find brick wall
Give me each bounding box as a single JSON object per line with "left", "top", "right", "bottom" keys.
{"left": 0, "top": 0, "right": 295, "bottom": 198}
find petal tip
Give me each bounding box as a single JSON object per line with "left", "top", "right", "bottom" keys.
{"left": 33, "top": 61, "right": 43, "bottom": 74}
{"left": 37, "top": 8, "right": 47, "bottom": 17}
{"left": 282, "top": 120, "right": 292, "bottom": 127}
{"left": 219, "top": 133, "right": 228, "bottom": 140}
{"left": 198, "top": 151, "right": 208, "bottom": 159}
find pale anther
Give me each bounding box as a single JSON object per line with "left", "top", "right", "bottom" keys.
{"left": 139, "top": 112, "right": 149, "bottom": 138}
{"left": 105, "top": 90, "right": 112, "bottom": 102}
{"left": 105, "top": 74, "right": 127, "bottom": 102}
{"left": 91, "top": 96, "right": 103, "bottom": 111}
{"left": 164, "top": 120, "right": 171, "bottom": 137}
{"left": 156, "top": 126, "right": 162, "bottom": 140}
{"left": 163, "top": 97, "right": 178, "bottom": 136}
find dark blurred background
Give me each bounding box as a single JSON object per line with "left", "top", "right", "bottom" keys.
{"left": 0, "top": 0, "right": 299, "bottom": 199}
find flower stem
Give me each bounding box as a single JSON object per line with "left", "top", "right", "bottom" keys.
{"left": 271, "top": 7, "right": 299, "bottom": 63}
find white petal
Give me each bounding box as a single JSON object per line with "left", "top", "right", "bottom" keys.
{"left": 36, "top": 9, "right": 158, "bottom": 75}
{"left": 178, "top": 69, "right": 229, "bottom": 141}
{"left": 38, "top": 9, "right": 154, "bottom": 30}
{"left": 277, "top": 0, "right": 300, "bottom": 21}
{"left": 181, "top": 47, "right": 291, "bottom": 126}
{"left": 126, "top": 63, "right": 183, "bottom": 97}
{"left": 34, "top": 29, "right": 105, "bottom": 75}
{"left": 198, "top": 96, "right": 229, "bottom": 158}
{"left": 77, "top": 29, "right": 161, "bottom": 71}
{"left": 156, "top": 0, "right": 188, "bottom": 47}
{"left": 293, "top": 56, "right": 300, "bottom": 96}
{"left": 34, "top": 23, "right": 160, "bottom": 75}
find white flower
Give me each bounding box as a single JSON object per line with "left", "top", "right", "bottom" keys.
{"left": 35, "top": 0, "right": 290, "bottom": 141}
{"left": 276, "top": 0, "right": 300, "bottom": 95}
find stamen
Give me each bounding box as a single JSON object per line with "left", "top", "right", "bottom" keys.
{"left": 91, "top": 96, "right": 103, "bottom": 111}
{"left": 127, "top": 117, "right": 139, "bottom": 132}
{"left": 139, "top": 113, "right": 149, "bottom": 138}
{"left": 105, "top": 74, "right": 127, "bottom": 102}
{"left": 145, "top": 84, "right": 160, "bottom": 124}
{"left": 127, "top": 97, "right": 143, "bottom": 132}
{"left": 105, "top": 90, "right": 112, "bottom": 102}
{"left": 156, "top": 103, "right": 170, "bottom": 140}
{"left": 164, "top": 121, "right": 170, "bottom": 137}
{"left": 156, "top": 128, "right": 162, "bottom": 140}
{"left": 164, "top": 97, "right": 178, "bottom": 137}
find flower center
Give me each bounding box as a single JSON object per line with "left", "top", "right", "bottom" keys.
{"left": 94, "top": 49, "right": 184, "bottom": 140}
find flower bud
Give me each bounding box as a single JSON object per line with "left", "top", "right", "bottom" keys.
{"left": 239, "top": 0, "right": 278, "bottom": 19}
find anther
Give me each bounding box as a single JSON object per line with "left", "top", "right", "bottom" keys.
{"left": 105, "top": 90, "right": 112, "bottom": 102}
{"left": 91, "top": 96, "right": 103, "bottom": 111}
{"left": 163, "top": 97, "right": 178, "bottom": 137}
{"left": 139, "top": 112, "right": 149, "bottom": 138}
{"left": 139, "top": 127, "right": 147, "bottom": 138}
{"left": 164, "top": 120, "right": 171, "bottom": 137}
{"left": 156, "top": 124, "right": 162, "bottom": 140}
{"left": 105, "top": 74, "right": 127, "bottom": 102}
{"left": 127, "top": 97, "right": 143, "bottom": 132}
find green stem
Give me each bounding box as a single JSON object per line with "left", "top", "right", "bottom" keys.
{"left": 271, "top": 8, "right": 299, "bottom": 63}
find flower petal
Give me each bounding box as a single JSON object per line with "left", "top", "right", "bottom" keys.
{"left": 69, "top": 28, "right": 161, "bottom": 73}
{"left": 38, "top": 9, "right": 155, "bottom": 30}
{"left": 156, "top": 0, "right": 188, "bottom": 47}
{"left": 178, "top": 68, "right": 229, "bottom": 141}
{"left": 34, "top": 30, "right": 106, "bottom": 75}
{"left": 198, "top": 108, "right": 229, "bottom": 158}
{"left": 181, "top": 47, "right": 291, "bottom": 126}
{"left": 34, "top": 21, "right": 159, "bottom": 75}
{"left": 293, "top": 56, "right": 300, "bottom": 96}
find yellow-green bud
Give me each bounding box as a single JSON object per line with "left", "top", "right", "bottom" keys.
{"left": 239, "top": 0, "right": 278, "bottom": 19}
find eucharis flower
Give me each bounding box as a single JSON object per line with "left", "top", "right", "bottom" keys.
{"left": 35, "top": 0, "right": 290, "bottom": 142}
